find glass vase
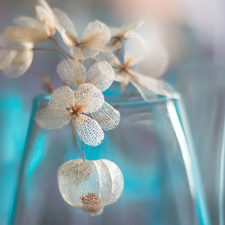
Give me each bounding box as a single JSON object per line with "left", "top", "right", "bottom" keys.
{"left": 9, "top": 83, "right": 210, "bottom": 225}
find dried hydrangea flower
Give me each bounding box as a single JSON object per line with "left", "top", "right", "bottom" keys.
{"left": 57, "top": 59, "right": 120, "bottom": 131}
{"left": 57, "top": 159, "right": 124, "bottom": 216}
{"left": 35, "top": 85, "right": 108, "bottom": 146}
{"left": 53, "top": 8, "right": 111, "bottom": 59}
{"left": 12, "top": 0, "right": 56, "bottom": 42}
{"left": 104, "top": 20, "right": 144, "bottom": 52}
{"left": 95, "top": 32, "right": 177, "bottom": 101}
{"left": 0, "top": 42, "right": 33, "bottom": 78}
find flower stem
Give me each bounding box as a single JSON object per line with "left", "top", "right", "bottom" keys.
{"left": 48, "top": 36, "right": 74, "bottom": 59}
{"left": 82, "top": 141, "right": 86, "bottom": 162}
{"left": 69, "top": 120, "right": 79, "bottom": 150}
{"left": 32, "top": 47, "right": 68, "bottom": 59}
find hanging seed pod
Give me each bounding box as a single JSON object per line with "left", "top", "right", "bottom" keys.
{"left": 57, "top": 159, "right": 124, "bottom": 216}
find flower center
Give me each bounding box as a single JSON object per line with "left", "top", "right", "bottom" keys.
{"left": 80, "top": 193, "right": 101, "bottom": 213}
{"left": 66, "top": 103, "right": 87, "bottom": 116}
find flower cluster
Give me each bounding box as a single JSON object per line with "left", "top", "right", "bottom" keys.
{"left": 0, "top": 0, "right": 178, "bottom": 216}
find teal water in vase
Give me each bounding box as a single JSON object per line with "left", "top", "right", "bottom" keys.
{"left": 9, "top": 83, "right": 210, "bottom": 225}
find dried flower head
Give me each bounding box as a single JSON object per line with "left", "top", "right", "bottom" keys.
{"left": 104, "top": 20, "right": 144, "bottom": 52}
{"left": 57, "top": 159, "right": 124, "bottom": 216}
{"left": 53, "top": 8, "right": 111, "bottom": 59}
{"left": 95, "top": 32, "right": 177, "bottom": 101}
{"left": 0, "top": 42, "right": 33, "bottom": 78}
{"left": 35, "top": 85, "right": 110, "bottom": 146}
{"left": 57, "top": 59, "right": 120, "bottom": 131}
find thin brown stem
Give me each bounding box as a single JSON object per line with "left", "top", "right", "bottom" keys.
{"left": 32, "top": 47, "right": 68, "bottom": 59}
{"left": 82, "top": 141, "right": 86, "bottom": 161}
{"left": 70, "top": 120, "right": 79, "bottom": 150}
{"left": 27, "top": 69, "right": 54, "bottom": 94}
{"left": 49, "top": 36, "right": 74, "bottom": 59}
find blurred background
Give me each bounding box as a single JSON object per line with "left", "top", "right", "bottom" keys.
{"left": 1, "top": 0, "right": 225, "bottom": 224}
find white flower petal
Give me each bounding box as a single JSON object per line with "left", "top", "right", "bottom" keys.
{"left": 129, "top": 71, "right": 178, "bottom": 101}
{"left": 124, "top": 31, "right": 150, "bottom": 67}
{"left": 75, "top": 84, "right": 104, "bottom": 113}
{"left": 82, "top": 21, "right": 111, "bottom": 49}
{"left": 14, "top": 16, "right": 46, "bottom": 34}
{"left": 3, "top": 50, "right": 33, "bottom": 78}
{"left": 94, "top": 52, "right": 121, "bottom": 67}
{"left": 87, "top": 61, "right": 115, "bottom": 92}
{"left": 72, "top": 46, "right": 99, "bottom": 59}
{"left": 57, "top": 59, "right": 87, "bottom": 89}
{"left": 0, "top": 50, "right": 17, "bottom": 69}
{"left": 53, "top": 8, "right": 77, "bottom": 48}
{"left": 0, "top": 26, "right": 48, "bottom": 44}
{"left": 0, "top": 35, "right": 33, "bottom": 51}
{"left": 120, "top": 20, "right": 144, "bottom": 35}
{"left": 35, "top": 107, "right": 72, "bottom": 129}
{"left": 91, "top": 102, "right": 120, "bottom": 131}
{"left": 35, "top": 0, "right": 56, "bottom": 36}
{"left": 75, "top": 114, "right": 104, "bottom": 147}
{"left": 48, "top": 86, "right": 76, "bottom": 110}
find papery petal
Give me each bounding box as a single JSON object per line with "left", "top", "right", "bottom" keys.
{"left": 3, "top": 50, "right": 33, "bottom": 78}
{"left": 124, "top": 31, "right": 150, "bottom": 67}
{"left": 102, "top": 39, "right": 121, "bottom": 53}
{"left": 0, "top": 50, "right": 17, "bottom": 69}
{"left": 48, "top": 86, "right": 76, "bottom": 110}
{"left": 120, "top": 20, "right": 144, "bottom": 35}
{"left": 72, "top": 46, "right": 99, "bottom": 59}
{"left": 82, "top": 21, "right": 111, "bottom": 49}
{"left": 35, "top": 107, "right": 72, "bottom": 129}
{"left": 134, "top": 43, "right": 169, "bottom": 78}
{"left": 14, "top": 16, "right": 46, "bottom": 34}
{"left": 114, "top": 69, "right": 129, "bottom": 82}
{"left": 94, "top": 52, "right": 121, "bottom": 67}
{"left": 53, "top": 8, "right": 77, "bottom": 48}
{"left": 57, "top": 59, "right": 87, "bottom": 89}
{"left": 87, "top": 61, "right": 115, "bottom": 92}
{"left": 36, "top": 0, "right": 56, "bottom": 36}
{"left": 1, "top": 26, "right": 48, "bottom": 43}
{"left": 0, "top": 35, "right": 33, "bottom": 51}
{"left": 91, "top": 102, "right": 120, "bottom": 131}
{"left": 129, "top": 71, "right": 178, "bottom": 101}
{"left": 75, "top": 114, "right": 104, "bottom": 146}
{"left": 75, "top": 84, "right": 104, "bottom": 113}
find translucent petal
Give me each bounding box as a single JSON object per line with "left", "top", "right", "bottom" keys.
{"left": 0, "top": 35, "right": 33, "bottom": 51}
{"left": 3, "top": 50, "right": 33, "bottom": 78}
{"left": 57, "top": 59, "right": 87, "bottom": 89}
{"left": 72, "top": 46, "right": 99, "bottom": 59}
{"left": 124, "top": 31, "right": 150, "bottom": 67}
{"left": 0, "top": 50, "right": 17, "bottom": 69}
{"left": 100, "top": 159, "right": 124, "bottom": 205}
{"left": 120, "top": 20, "right": 144, "bottom": 35}
{"left": 82, "top": 21, "right": 111, "bottom": 49}
{"left": 14, "top": 16, "right": 46, "bottom": 34}
{"left": 53, "top": 8, "right": 77, "bottom": 48}
{"left": 94, "top": 52, "right": 121, "bottom": 67}
{"left": 134, "top": 42, "right": 169, "bottom": 78}
{"left": 35, "top": 107, "right": 72, "bottom": 129}
{"left": 75, "top": 84, "right": 104, "bottom": 113}
{"left": 1, "top": 26, "right": 48, "bottom": 43}
{"left": 101, "top": 39, "right": 121, "bottom": 53}
{"left": 129, "top": 71, "right": 178, "bottom": 101}
{"left": 48, "top": 86, "right": 76, "bottom": 110}
{"left": 87, "top": 61, "right": 115, "bottom": 92}
{"left": 91, "top": 102, "right": 120, "bottom": 131}
{"left": 35, "top": 0, "right": 56, "bottom": 36}
{"left": 75, "top": 114, "right": 104, "bottom": 147}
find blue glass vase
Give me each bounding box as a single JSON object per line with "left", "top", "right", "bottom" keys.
{"left": 9, "top": 83, "right": 210, "bottom": 225}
